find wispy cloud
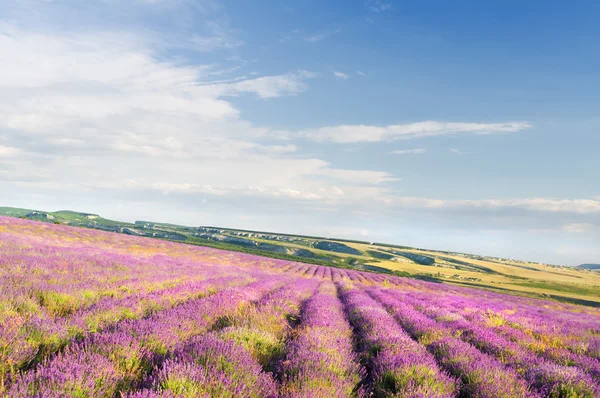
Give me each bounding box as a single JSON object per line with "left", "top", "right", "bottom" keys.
{"left": 219, "top": 70, "right": 317, "bottom": 99}
{"left": 278, "top": 28, "right": 304, "bottom": 44}
{"left": 260, "top": 144, "right": 297, "bottom": 154}
{"left": 184, "top": 19, "right": 243, "bottom": 52}
{"left": 392, "top": 148, "right": 426, "bottom": 155}
{"left": 304, "top": 28, "right": 341, "bottom": 43}
{"left": 449, "top": 148, "right": 465, "bottom": 155}
{"left": 379, "top": 197, "right": 600, "bottom": 215}
{"left": 316, "top": 168, "right": 398, "bottom": 184}
{"left": 454, "top": 198, "right": 600, "bottom": 214}
{"left": 305, "top": 33, "right": 326, "bottom": 43}
{"left": 190, "top": 33, "right": 241, "bottom": 52}
{"left": 562, "top": 223, "right": 595, "bottom": 233}
{"left": 0, "top": 145, "right": 21, "bottom": 157}
{"left": 367, "top": 1, "right": 392, "bottom": 13}
{"left": 333, "top": 71, "right": 349, "bottom": 80}
{"left": 297, "top": 121, "right": 532, "bottom": 143}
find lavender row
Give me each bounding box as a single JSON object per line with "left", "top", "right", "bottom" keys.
{"left": 382, "top": 276, "right": 600, "bottom": 359}
{"left": 337, "top": 282, "right": 457, "bottom": 397}
{"left": 399, "top": 290, "right": 600, "bottom": 384}
{"left": 1, "top": 271, "right": 253, "bottom": 380}
{"left": 380, "top": 288, "right": 600, "bottom": 397}
{"left": 279, "top": 282, "right": 365, "bottom": 397}
{"left": 7, "top": 274, "right": 286, "bottom": 397}
{"left": 130, "top": 277, "right": 319, "bottom": 397}
{"left": 130, "top": 333, "right": 278, "bottom": 398}
{"left": 217, "top": 278, "right": 319, "bottom": 369}
{"left": 366, "top": 287, "right": 537, "bottom": 398}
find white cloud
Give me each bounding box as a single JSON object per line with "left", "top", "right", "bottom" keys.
{"left": 190, "top": 34, "right": 241, "bottom": 52}
{"left": 317, "top": 168, "right": 398, "bottom": 184}
{"left": 562, "top": 223, "right": 595, "bottom": 233}
{"left": 0, "top": 146, "right": 21, "bottom": 157}
{"left": 189, "top": 21, "right": 243, "bottom": 52}
{"left": 333, "top": 71, "right": 349, "bottom": 80}
{"left": 408, "top": 198, "right": 600, "bottom": 215}
{"left": 342, "top": 195, "right": 600, "bottom": 217}
{"left": 305, "top": 33, "right": 326, "bottom": 43}
{"left": 367, "top": 1, "right": 392, "bottom": 12}
{"left": 152, "top": 183, "right": 229, "bottom": 196}
{"left": 0, "top": 23, "right": 392, "bottom": 207}
{"left": 449, "top": 148, "right": 465, "bottom": 155}
{"left": 111, "top": 136, "right": 187, "bottom": 157}
{"left": 260, "top": 144, "right": 297, "bottom": 154}
{"left": 297, "top": 121, "right": 532, "bottom": 143}
{"left": 304, "top": 28, "right": 341, "bottom": 43}
{"left": 392, "top": 148, "right": 425, "bottom": 155}
{"left": 219, "top": 70, "right": 317, "bottom": 99}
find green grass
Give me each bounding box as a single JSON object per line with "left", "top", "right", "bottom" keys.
{"left": 181, "top": 237, "right": 335, "bottom": 266}
{"left": 366, "top": 250, "right": 395, "bottom": 260}
{"left": 449, "top": 280, "right": 600, "bottom": 308}
{"left": 50, "top": 211, "right": 131, "bottom": 227}
{"left": 0, "top": 207, "right": 35, "bottom": 217}
{"left": 510, "top": 280, "right": 600, "bottom": 296}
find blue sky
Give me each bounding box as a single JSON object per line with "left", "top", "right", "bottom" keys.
{"left": 1, "top": 0, "right": 599, "bottom": 265}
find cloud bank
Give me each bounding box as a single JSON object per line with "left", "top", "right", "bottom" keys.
{"left": 296, "top": 121, "right": 531, "bottom": 143}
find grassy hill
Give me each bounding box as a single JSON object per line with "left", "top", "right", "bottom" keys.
{"left": 0, "top": 207, "right": 34, "bottom": 217}
{"left": 1, "top": 206, "right": 599, "bottom": 307}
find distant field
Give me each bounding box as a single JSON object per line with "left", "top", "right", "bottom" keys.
{"left": 367, "top": 253, "right": 600, "bottom": 306}
{"left": 330, "top": 241, "right": 600, "bottom": 306}
{"left": 1, "top": 216, "right": 599, "bottom": 397}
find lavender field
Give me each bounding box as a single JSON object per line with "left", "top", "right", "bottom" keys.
{"left": 1, "top": 216, "right": 599, "bottom": 398}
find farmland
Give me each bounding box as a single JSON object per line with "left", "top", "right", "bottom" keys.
{"left": 1, "top": 207, "right": 599, "bottom": 307}
{"left": 1, "top": 216, "right": 599, "bottom": 397}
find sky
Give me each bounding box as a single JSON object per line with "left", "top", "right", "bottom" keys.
{"left": 1, "top": 0, "right": 599, "bottom": 266}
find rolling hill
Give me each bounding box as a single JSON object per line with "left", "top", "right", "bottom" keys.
{"left": 1, "top": 206, "right": 599, "bottom": 307}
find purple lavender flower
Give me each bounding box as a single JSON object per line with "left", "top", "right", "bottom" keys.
{"left": 280, "top": 282, "right": 365, "bottom": 397}
{"left": 338, "top": 283, "right": 458, "bottom": 397}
